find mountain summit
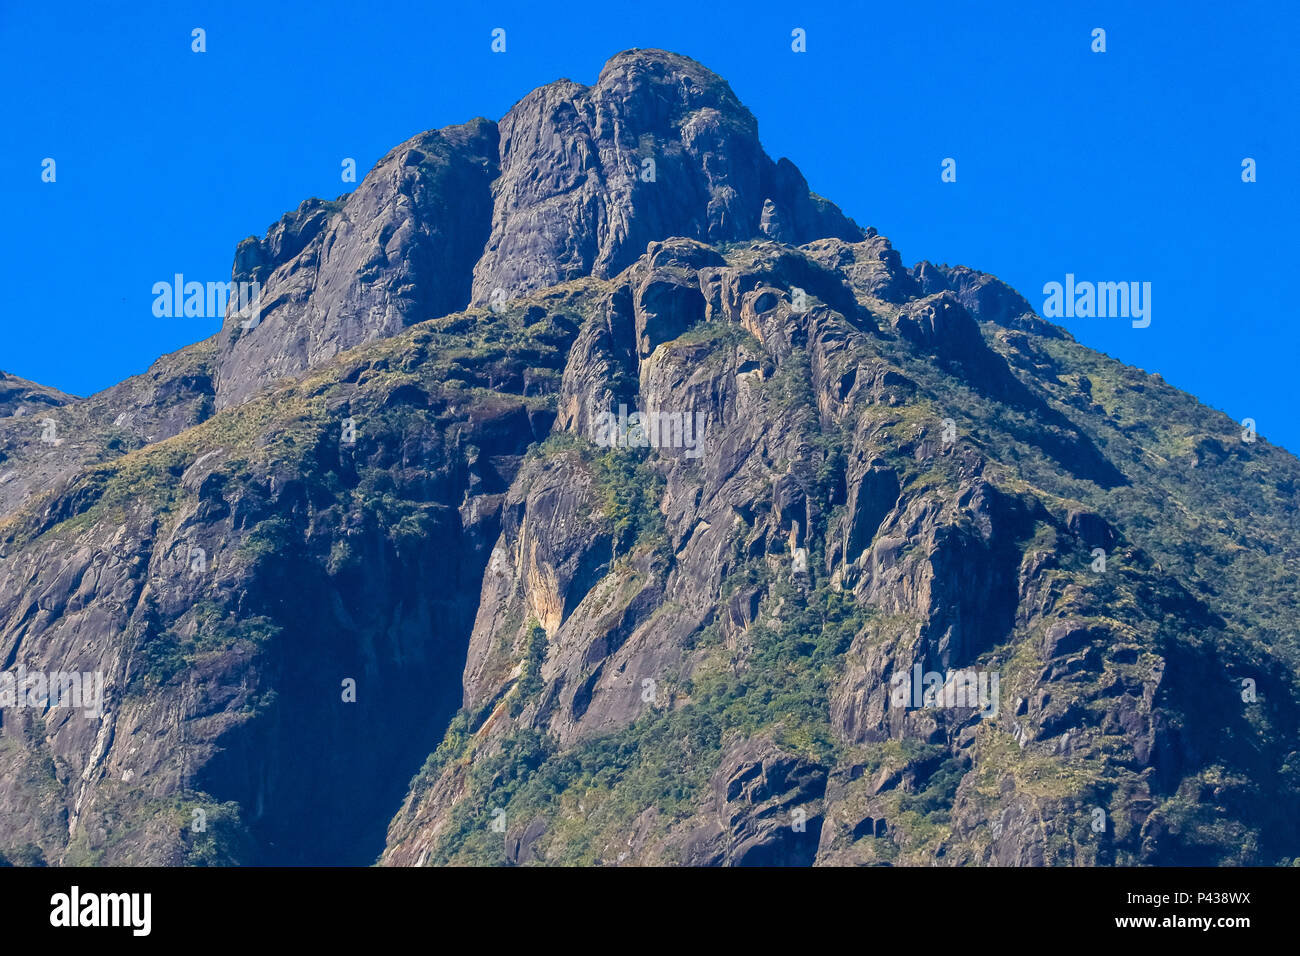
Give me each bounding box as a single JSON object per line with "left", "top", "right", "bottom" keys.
{"left": 1, "top": 51, "right": 1297, "bottom": 867}
{"left": 215, "top": 49, "right": 860, "bottom": 409}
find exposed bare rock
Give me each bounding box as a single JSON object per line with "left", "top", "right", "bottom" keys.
{"left": 214, "top": 120, "right": 499, "bottom": 409}
{"left": 470, "top": 49, "right": 861, "bottom": 307}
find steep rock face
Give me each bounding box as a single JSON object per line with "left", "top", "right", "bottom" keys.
{"left": 469, "top": 49, "right": 862, "bottom": 307}
{"left": 0, "top": 399, "right": 501, "bottom": 864}
{"left": 382, "top": 236, "right": 1300, "bottom": 868}
{"left": 680, "top": 738, "right": 828, "bottom": 866}
{"left": 214, "top": 120, "right": 500, "bottom": 409}
{"left": 201, "top": 50, "right": 857, "bottom": 414}
{"left": 804, "top": 234, "right": 920, "bottom": 305}
{"left": 0, "top": 283, "right": 589, "bottom": 865}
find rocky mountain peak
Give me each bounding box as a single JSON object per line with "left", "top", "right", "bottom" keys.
{"left": 472, "top": 48, "right": 860, "bottom": 305}
{"left": 211, "top": 50, "right": 860, "bottom": 409}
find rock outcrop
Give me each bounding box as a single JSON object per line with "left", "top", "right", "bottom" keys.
{"left": 214, "top": 120, "right": 500, "bottom": 409}
{"left": 471, "top": 50, "right": 861, "bottom": 307}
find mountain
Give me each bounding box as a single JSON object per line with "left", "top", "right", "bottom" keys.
{"left": 1, "top": 49, "right": 1296, "bottom": 867}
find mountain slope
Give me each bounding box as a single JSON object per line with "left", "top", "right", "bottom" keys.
{"left": 380, "top": 238, "right": 1300, "bottom": 866}
{"left": 0, "top": 50, "right": 1296, "bottom": 867}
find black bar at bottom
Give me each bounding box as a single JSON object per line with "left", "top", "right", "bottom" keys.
{"left": 0, "top": 865, "right": 1285, "bottom": 942}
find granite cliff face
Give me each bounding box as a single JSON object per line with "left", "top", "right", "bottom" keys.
{"left": 214, "top": 119, "right": 500, "bottom": 409}
{"left": 211, "top": 50, "right": 859, "bottom": 412}
{"left": 469, "top": 50, "right": 861, "bottom": 306}
{"left": 1, "top": 50, "right": 1297, "bottom": 867}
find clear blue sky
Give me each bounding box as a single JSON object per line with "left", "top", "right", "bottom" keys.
{"left": 4, "top": 1, "right": 1297, "bottom": 450}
